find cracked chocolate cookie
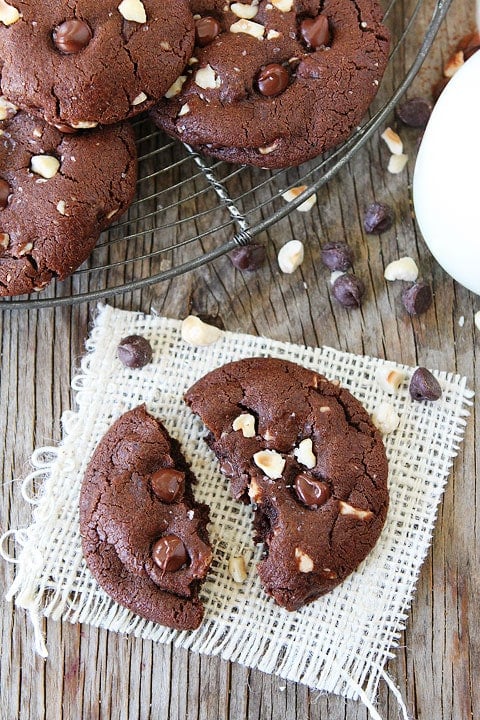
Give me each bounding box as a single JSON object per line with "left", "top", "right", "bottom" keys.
{"left": 0, "top": 0, "right": 194, "bottom": 128}
{"left": 151, "top": 0, "right": 390, "bottom": 168}
{"left": 0, "top": 106, "right": 137, "bottom": 296}
{"left": 80, "top": 405, "right": 212, "bottom": 630}
{"left": 185, "top": 357, "right": 389, "bottom": 611}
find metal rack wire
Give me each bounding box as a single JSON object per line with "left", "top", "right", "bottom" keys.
{"left": 0, "top": 0, "right": 453, "bottom": 310}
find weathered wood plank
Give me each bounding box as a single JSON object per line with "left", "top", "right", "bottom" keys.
{"left": 1, "top": 1, "right": 477, "bottom": 719}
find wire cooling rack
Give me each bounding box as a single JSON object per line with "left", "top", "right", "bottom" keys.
{"left": 0, "top": 0, "right": 452, "bottom": 310}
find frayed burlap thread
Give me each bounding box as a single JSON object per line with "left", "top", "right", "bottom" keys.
{"left": 1, "top": 305, "right": 473, "bottom": 719}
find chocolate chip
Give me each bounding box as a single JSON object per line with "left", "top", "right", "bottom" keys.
{"left": 53, "top": 19, "right": 93, "bottom": 54}
{"left": 117, "top": 335, "right": 153, "bottom": 368}
{"left": 300, "top": 15, "right": 331, "bottom": 49}
{"left": 151, "top": 468, "right": 185, "bottom": 503}
{"left": 195, "top": 16, "right": 221, "bottom": 47}
{"left": 321, "top": 241, "right": 353, "bottom": 271}
{"left": 395, "top": 97, "right": 432, "bottom": 128}
{"left": 229, "top": 244, "right": 266, "bottom": 271}
{"left": 152, "top": 535, "right": 188, "bottom": 572}
{"left": 409, "top": 367, "right": 442, "bottom": 401}
{"left": 294, "top": 473, "right": 330, "bottom": 509}
{"left": 401, "top": 282, "right": 432, "bottom": 315}
{"left": 256, "top": 64, "right": 289, "bottom": 97}
{"left": 0, "top": 178, "right": 11, "bottom": 209}
{"left": 332, "top": 273, "right": 365, "bottom": 308}
{"left": 363, "top": 202, "right": 394, "bottom": 234}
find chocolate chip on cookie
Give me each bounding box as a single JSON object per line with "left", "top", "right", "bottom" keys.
{"left": 185, "top": 357, "right": 389, "bottom": 611}
{"left": 79, "top": 405, "right": 212, "bottom": 630}
{"left": 53, "top": 19, "right": 93, "bottom": 55}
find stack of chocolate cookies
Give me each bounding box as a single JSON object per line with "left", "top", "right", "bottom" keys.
{"left": 0, "top": 0, "right": 389, "bottom": 296}
{"left": 0, "top": 0, "right": 195, "bottom": 296}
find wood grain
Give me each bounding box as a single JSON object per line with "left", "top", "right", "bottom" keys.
{"left": 1, "top": 1, "right": 478, "bottom": 718}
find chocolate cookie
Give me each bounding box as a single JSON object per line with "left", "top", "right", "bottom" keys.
{"left": 0, "top": 106, "right": 136, "bottom": 296}
{"left": 0, "top": 1, "right": 194, "bottom": 128}
{"left": 80, "top": 405, "right": 212, "bottom": 630}
{"left": 151, "top": 0, "right": 390, "bottom": 168}
{"left": 185, "top": 357, "right": 389, "bottom": 610}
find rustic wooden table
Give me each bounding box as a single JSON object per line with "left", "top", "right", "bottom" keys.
{"left": 1, "top": 1, "right": 478, "bottom": 718}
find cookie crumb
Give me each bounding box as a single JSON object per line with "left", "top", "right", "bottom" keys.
{"left": 228, "top": 554, "right": 248, "bottom": 583}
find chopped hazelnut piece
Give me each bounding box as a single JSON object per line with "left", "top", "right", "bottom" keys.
{"left": 293, "top": 438, "right": 316, "bottom": 469}
{"left": 132, "top": 92, "right": 147, "bottom": 106}
{"left": 232, "top": 413, "right": 256, "bottom": 438}
{"left": 371, "top": 402, "right": 400, "bottom": 434}
{"left": 165, "top": 75, "right": 187, "bottom": 98}
{"left": 272, "top": 0, "right": 293, "bottom": 11}
{"left": 0, "top": 96, "right": 18, "bottom": 120}
{"left": 258, "top": 141, "right": 279, "bottom": 155}
{"left": 253, "top": 449, "right": 285, "bottom": 479}
{"left": 267, "top": 29, "right": 281, "bottom": 40}
{"left": 375, "top": 365, "right": 406, "bottom": 394}
{"left": 230, "top": 19, "right": 265, "bottom": 39}
{"left": 70, "top": 120, "right": 98, "bottom": 129}
{"left": 387, "top": 153, "right": 408, "bottom": 174}
{"left": 0, "top": 0, "right": 21, "bottom": 26}
{"left": 181, "top": 315, "right": 223, "bottom": 346}
{"left": 338, "top": 501, "right": 373, "bottom": 520}
{"left": 17, "top": 241, "right": 33, "bottom": 256}
{"left": 381, "top": 127, "right": 403, "bottom": 155}
{"left": 384, "top": 257, "right": 419, "bottom": 282}
{"left": 231, "top": 2, "right": 258, "bottom": 19}
{"left": 282, "top": 185, "right": 317, "bottom": 212}
{"left": 295, "top": 548, "right": 314, "bottom": 573}
{"left": 248, "top": 478, "right": 262, "bottom": 503}
{"left": 195, "top": 65, "right": 221, "bottom": 90}
{"left": 281, "top": 184, "right": 307, "bottom": 202}
{"left": 30, "top": 155, "right": 60, "bottom": 179}
{"left": 228, "top": 554, "right": 248, "bottom": 583}
{"left": 277, "top": 240, "right": 304, "bottom": 273}
{"left": 118, "top": 0, "right": 147, "bottom": 24}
